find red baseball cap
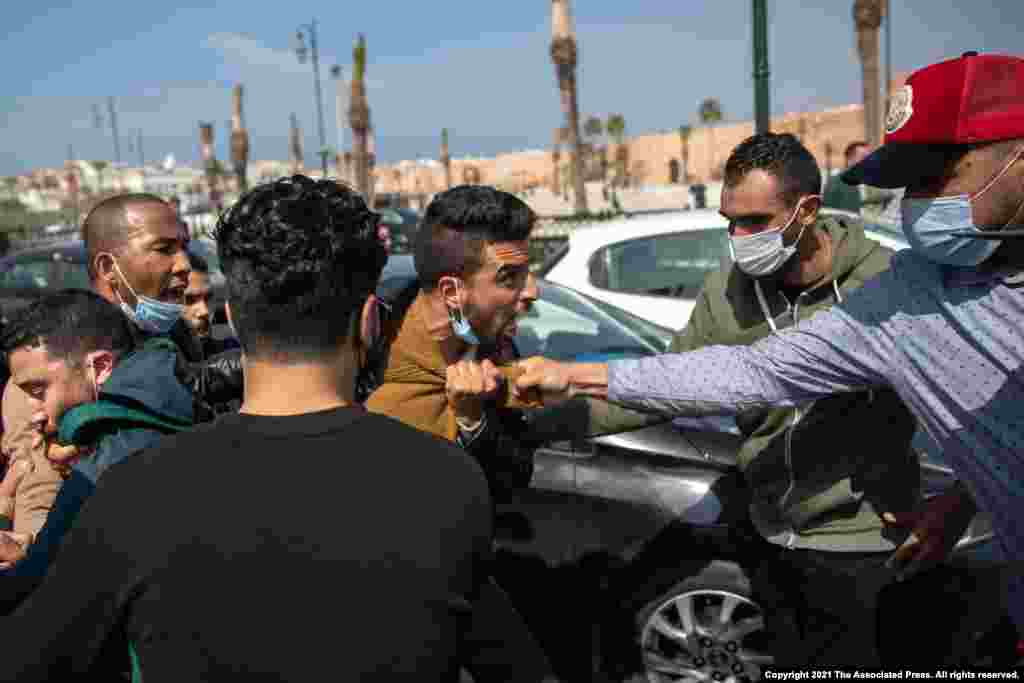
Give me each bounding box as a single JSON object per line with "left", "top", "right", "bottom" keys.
{"left": 843, "top": 52, "right": 1024, "bottom": 189}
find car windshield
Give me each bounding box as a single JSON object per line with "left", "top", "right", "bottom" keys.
{"left": 517, "top": 280, "right": 670, "bottom": 361}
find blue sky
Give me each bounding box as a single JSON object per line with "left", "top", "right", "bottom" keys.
{"left": 1, "top": 1, "right": 1021, "bottom": 176}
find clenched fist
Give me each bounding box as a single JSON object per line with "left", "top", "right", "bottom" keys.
{"left": 445, "top": 359, "right": 504, "bottom": 425}
{"left": 513, "top": 357, "right": 572, "bottom": 404}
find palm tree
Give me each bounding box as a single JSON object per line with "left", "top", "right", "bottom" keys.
{"left": 677, "top": 124, "right": 693, "bottom": 183}
{"left": 583, "top": 115, "right": 604, "bottom": 181}
{"left": 230, "top": 84, "right": 250, "bottom": 192}
{"left": 440, "top": 128, "right": 452, "bottom": 189}
{"left": 605, "top": 114, "right": 627, "bottom": 186}
{"left": 551, "top": 127, "right": 563, "bottom": 194}
{"left": 698, "top": 98, "right": 724, "bottom": 180}
{"left": 199, "top": 122, "right": 219, "bottom": 193}
{"left": 853, "top": 0, "right": 884, "bottom": 147}
{"left": 90, "top": 160, "right": 109, "bottom": 193}
{"left": 349, "top": 34, "right": 372, "bottom": 197}
{"left": 289, "top": 114, "right": 304, "bottom": 174}
{"left": 550, "top": 0, "right": 588, "bottom": 213}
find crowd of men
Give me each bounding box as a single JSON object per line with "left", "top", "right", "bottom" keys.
{"left": 0, "top": 51, "right": 1019, "bottom": 681}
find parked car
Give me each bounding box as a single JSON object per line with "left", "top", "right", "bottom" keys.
{"left": 376, "top": 255, "right": 1013, "bottom": 681}
{"left": 0, "top": 239, "right": 227, "bottom": 326}
{"left": 540, "top": 208, "right": 908, "bottom": 331}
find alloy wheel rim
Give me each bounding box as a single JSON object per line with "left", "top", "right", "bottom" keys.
{"left": 640, "top": 589, "right": 773, "bottom": 683}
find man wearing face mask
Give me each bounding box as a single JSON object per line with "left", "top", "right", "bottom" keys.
{"left": 365, "top": 185, "right": 542, "bottom": 496}
{"left": 363, "top": 186, "right": 558, "bottom": 682}
{"left": 83, "top": 194, "right": 243, "bottom": 421}
{"left": 515, "top": 52, "right": 1024, "bottom": 649}
{"left": 568, "top": 133, "right": 920, "bottom": 668}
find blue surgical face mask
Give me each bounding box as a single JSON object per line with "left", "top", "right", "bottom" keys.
{"left": 900, "top": 145, "right": 1024, "bottom": 267}
{"left": 447, "top": 279, "right": 480, "bottom": 347}
{"left": 900, "top": 196, "right": 1001, "bottom": 267}
{"left": 109, "top": 257, "right": 185, "bottom": 335}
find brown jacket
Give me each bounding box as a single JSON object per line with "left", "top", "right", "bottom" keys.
{"left": 365, "top": 292, "right": 540, "bottom": 441}
{"left": 2, "top": 382, "right": 63, "bottom": 542}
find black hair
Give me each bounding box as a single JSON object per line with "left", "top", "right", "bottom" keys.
{"left": 414, "top": 185, "right": 536, "bottom": 290}
{"left": 724, "top": 133, "right": 822, "bottom": 206}
{"left": 187, "top": 248, "right": 209, "bottom": 274}
{"left": 844, "top": 141, "right": 869, "bottom": 160}
{"left": 214, "top": 175, "right": 385, "bottom": 362}
{"left": 0, "top": 289, "right": 135, "bottom": 365}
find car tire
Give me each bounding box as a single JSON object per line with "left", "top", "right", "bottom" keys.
{"left": 632, "top": 560, "right": 775, "bottom": 683}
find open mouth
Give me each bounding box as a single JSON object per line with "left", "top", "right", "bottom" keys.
{"left": 163, "top": 285, "right": 187, "bottom": 304}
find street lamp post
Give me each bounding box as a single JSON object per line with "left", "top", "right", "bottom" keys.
{"left": 752, "top": 0, "right": 771, "bottom": 134}
{"left": 330, "top": 65, "right": 347, "bottom": 181}
{"left": 294, "top": 20, "right": 330, "bottom": 177}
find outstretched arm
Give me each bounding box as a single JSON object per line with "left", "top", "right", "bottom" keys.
{"left": 517, "top": 302, "right": 895, "bottom": 419}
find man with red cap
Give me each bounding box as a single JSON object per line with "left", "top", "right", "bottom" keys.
{"left": 513, "top": 51, "right": 1024, "bottom": 654}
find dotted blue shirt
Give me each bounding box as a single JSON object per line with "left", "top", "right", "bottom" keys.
{"left": 609, "top": 248, "right": 1024, "bottom": 627}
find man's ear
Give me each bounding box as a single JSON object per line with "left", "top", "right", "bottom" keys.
{"left": 800, "top": 195, "right": 822, "bottom": 227}
{"left": 85, "top": 350, "right": 117, "bottom": 387}
{"left": 437, "top": 276, "right": 462, "bottom": 310}
{"left": 359, "top": 295, "right": 381, "bottom": 349}
{"left": 93, "top": 253, "right": 117, "bottom": 287}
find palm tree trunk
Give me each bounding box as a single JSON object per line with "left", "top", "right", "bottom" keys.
{"left": 551, "top": 0, "right": 588, "bottom": 214}
{"left": 854, "top": 0, "right": 884, "bottom": 147}
{"left": 858, "top": 30, "right": 881, "bottom": 146}
{"left": 560, "top": 69, "right": 587, "bottom": 212}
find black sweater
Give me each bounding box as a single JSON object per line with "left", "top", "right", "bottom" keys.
{"left": 0, "top": 407, "right": 494, "bottom": 682}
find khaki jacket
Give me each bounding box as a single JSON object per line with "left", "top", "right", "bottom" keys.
{"left": 2, "top": 382, "right": 63, "bottom": 542}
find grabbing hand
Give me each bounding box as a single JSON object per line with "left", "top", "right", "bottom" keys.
{"left": 31, "top": 431, "right": 84, "bottom": 477}
{"left": 883, "top": 483, "right": 977, "bottom": 581}
{"left": 445, "top": 359, "right": 504, "bottom": 425}
{"left": 513, "top": 357, "right": 573, "bottom": 404}
{"left": 0, "top": 531, "right": 30, "bottom": 570}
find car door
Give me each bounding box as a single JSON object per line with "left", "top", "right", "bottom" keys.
{"left": 585, "top": 229, "right": 730, "bottom": 330}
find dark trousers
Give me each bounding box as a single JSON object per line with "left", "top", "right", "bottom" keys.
{"left": 753, "top": 545, "right": 896, "bottom": 667}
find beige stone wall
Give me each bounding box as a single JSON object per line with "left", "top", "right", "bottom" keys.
{"left": 371, "top": 103, "right": 871, "bottom": 196}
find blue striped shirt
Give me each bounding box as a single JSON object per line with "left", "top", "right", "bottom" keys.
{"left": 608, "top": 249, "right": 1024, "bottom": 625}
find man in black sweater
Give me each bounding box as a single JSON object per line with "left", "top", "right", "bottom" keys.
{"left": 0, "top": 176, "right": 495, "bottom": 682}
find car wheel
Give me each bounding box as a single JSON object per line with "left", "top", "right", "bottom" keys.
{"left": 635, "top": 561, "right": 773, "bottom": 682}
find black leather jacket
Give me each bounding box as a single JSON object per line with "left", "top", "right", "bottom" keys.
{"left": 154, "top": 320, "right": 244, "bottom": 421}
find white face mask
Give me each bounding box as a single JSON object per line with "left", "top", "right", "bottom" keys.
{"left": 728, "top": 197, "right": 815, "bottom": 278}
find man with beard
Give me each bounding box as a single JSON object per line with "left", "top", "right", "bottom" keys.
{"left": 364, "top": 186, "right": 557, "bottom": 681}
{"left": 515, "top": 52, "right": 1024, "bottom": 653}
{"left": 366, "top": 185, "right": 541, "bottom": 496}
